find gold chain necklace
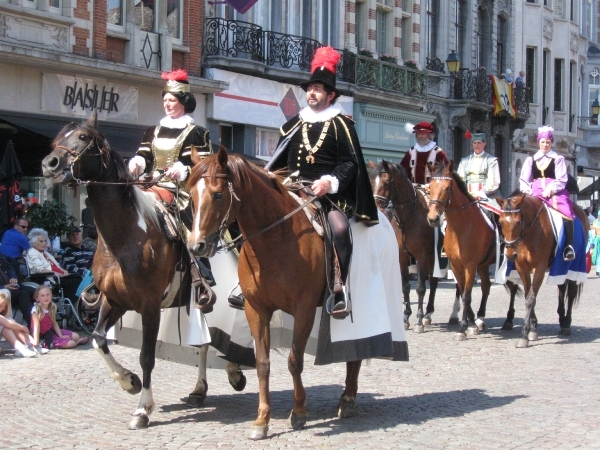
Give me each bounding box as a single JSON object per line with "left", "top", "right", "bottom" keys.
{"left": 302, "top": 120, "right": 331, "bottom": 164}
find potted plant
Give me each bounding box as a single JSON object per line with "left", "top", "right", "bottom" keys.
{"left": 380, "top": 53, "right": 397, "bottom": 64}
{"left": 404, "top": 59, "right": 419, "bottom": 70}
{"left": 358, "top": 48, "right": 374, "bottom": 58}
{"left": 26, "top": 200, "right": 77, "bottom": 244}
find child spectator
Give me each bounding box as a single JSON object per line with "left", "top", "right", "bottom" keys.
{"left": 0, "top": 292, "right": 43, "bottom": 357}
{"left": 30, "top": 285, "right": 89, "bottom": 349}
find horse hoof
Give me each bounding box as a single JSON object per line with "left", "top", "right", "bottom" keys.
{"left": 467, "top": 327, "right": 479, "bottom": 336}
{"left": 448, "top": 317, "right": 460, "bottom": 325}
{"left": 338, "top": 397, "right": 356, "bottom": 418}
{"left": 249, "top": 425, "right": 268, "bottom": 440}
{"left": 413, "top": 325, "right": 424, "bottom": 334}
{"left": 516, "top": 338, "right": 529, "bottom": 348}
{"left": 186, "top": 392, "right": 206, "bottom": 408}
{"left": 288, "top": 410, "right": 308, "bottom": 430}
{"left": 528, "top": 331, "right": 539, "bottom": 341}
{"left": 455, "top": 332, "right": 467, "bottom": 341}
{"left": 501, "top": 321, "right": 514, "bottom": 331}
{"left": 404, "top": 322, "right": 410, "bottom": 330}
{"left": 126, "top": 374, "right": 142, "bottom": 395}
{"left": 560, "top": 328, "right": 571, "bottom": 336}
{"left": 231, "top": 373, "right": 247, "bottom": 392}
{"left": 127, "top": 414, "right": 149, "bottom": 430}
{"left": 475, "top": 318, "right": 485, "bottom": 332}
{"left": 422, "top": 317, "right": 432, "bottom": 326}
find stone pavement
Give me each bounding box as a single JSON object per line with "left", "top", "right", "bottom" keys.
{"left": 2, "top": 275, "right": 600, "bottom": 449}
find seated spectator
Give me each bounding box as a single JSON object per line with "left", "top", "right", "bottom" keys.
{"left": 26, "top": 228, "right": 81, "bottom": 302}
{"left": 0, "top": 253, "right": 34, "bottom": 325}
{"left": 82, "top": 226, "right": 98, "bottom": 253}
{"left": 62, "top": 227, "right": 94, "bottom": 276}
{"left": 30, "top": 285, "right": 88, "bottom": 349}
{"left": 0, "top": 218, "right": 30, "bottom": 259}
{"left": 0, "top": 292, "right": 43, "bottom": 357}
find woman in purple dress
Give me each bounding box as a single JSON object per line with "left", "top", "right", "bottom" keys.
{"left": 519, "top": 126, "right": 576, "bottom": 261}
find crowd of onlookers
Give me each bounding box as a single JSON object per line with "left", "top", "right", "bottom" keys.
{"left": 0, "top": 217, "right": 95, "bottom": 357}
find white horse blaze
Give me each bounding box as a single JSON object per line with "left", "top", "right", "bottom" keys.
{"left": 192, "top": 178, "right": 206, "bottom": 243}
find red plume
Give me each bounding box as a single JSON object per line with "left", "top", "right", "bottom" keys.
{"left": 464, "top": 130, "right": 472, "bottom": 140}
{"left": 311, "top": 47, "right": 341, "bottom": 74}
{"left": 161, "top": 69, "right": 189, "bottom": 82}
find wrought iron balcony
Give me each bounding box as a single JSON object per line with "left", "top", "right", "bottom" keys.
{"left": 203, "top": 19, "right": 427, "bottom": 99}
{"left": 448, "top": 68, "right": 492, "bottom": 103}
{"left": 513, "top": 86, "right": 530, "bottom": 115}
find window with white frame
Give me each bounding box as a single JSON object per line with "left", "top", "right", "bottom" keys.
{"left": 108, "top": 0, "right": 124, "bottom": 27}
{"left": 426, "top": 0, "right": 439, "bottom": 58}
{"left": 167, "top": 0, "right": 182, "bottom": 40}
{"left": 256, "top": 129, "right": 280, "bottom": 159}
{"left": 49, "top": 0, "right": 61, "bottom": 11}
{"left": 356, "top": 0, "right": 366, "bottom": 51}
{"left": 134, "top": 0, "right": 155, "bottom": 32}
{"left": 375, "top": 9, "right": 387, "bottom": 55}
{"left": 401, "top": 0, "right": 413, "bottom": 61}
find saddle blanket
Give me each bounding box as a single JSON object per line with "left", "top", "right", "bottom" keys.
{"left": 110, "top": 210, "right": 408, "bottom": 367}
{"left": 496, "top": 207, "right": 587, "bottom": 286}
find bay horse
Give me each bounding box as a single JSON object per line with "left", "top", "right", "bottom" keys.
{"left": 426, "top": 161, "right": 520, "bottom": 340}
{"left": 369, "top": 160, "right": 440, "bottom": 332}
{"left": 40, "top": 113, "right": 245, "bottom": 429}
{"left": 187, "top": 147, "right": 363, "bottom": 440}
{"left": 496, "top": 192, "right": 587, "bottom": 348}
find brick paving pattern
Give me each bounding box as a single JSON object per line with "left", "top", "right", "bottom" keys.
{"left": 2, "top": 275, "right": 599, "bottom": 449}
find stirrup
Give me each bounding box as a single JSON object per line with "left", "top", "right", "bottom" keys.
{"left": 326, "top": 289, "right": 351, "bottom": 320}
{"left": 563, "top": 245, "right": 575, "bottom": 261}
{"left": 191, "top": 263, "right": 217, "bottom": 313}
{"left": 228, "top": 293, "right": 245, "bottom": 310}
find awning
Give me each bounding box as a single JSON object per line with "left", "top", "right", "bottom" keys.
{"left": 0, "top": 112, "right": 146, "bottom": 157}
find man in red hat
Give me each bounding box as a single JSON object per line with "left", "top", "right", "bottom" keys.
{"left": 267, "top": 47, "right": 378, "bottom": 319}
{"left": 400, "top": 121, "right": 448, "bottom": 184}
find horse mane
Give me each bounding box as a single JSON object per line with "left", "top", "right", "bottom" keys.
{"left": 53, "top": 121, "right": 159, "bottom": 229}
{"left": 430, "top": 161, "right": 474, "bottom": 202}
{"left": 189, "top": 152, "right": 293, "bottom": 204}
{"left": 52, "top": 121, "right": 134, "bottom": 182}
{"left": 368, "top": 160, "right": 407, "bottom": 181}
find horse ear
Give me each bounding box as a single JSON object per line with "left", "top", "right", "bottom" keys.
{"left": 217, "top": 145, "right": 228, "bottom": 167}
{"left": 191, "top": 145, "right": 202, "bottom": 165}
{"left": 381, "top": 160, "right": 390, "bottom": 171}
{"left": 426, "top": 162, "right": 434, "bottom": 174}
{"left": 87, "top": 110, "right": 98, "bottom": 128}
{"left": 495, "top": 196, "right": 504, "bottom": 208}
{"left": 448, "top": 160, "right": 455, "bottom": 173}
{"left": 367, "top": 160, "right": 375, "bottom": 169}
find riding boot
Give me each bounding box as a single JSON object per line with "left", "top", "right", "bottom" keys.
{"left": 562, "top": 219, "right": 575, "bottom": 261}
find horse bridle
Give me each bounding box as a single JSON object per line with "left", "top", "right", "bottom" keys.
{"left": 53, "top": 134, "right": 107, "bottom": 184}
{"left": 195, "top": 172, "right": 318, "bottom": 253}
{"left": 500, "top": 202, "right": 545, "bottom": 249}
{"left": 373, "top": 169, "right": 416, "bottom": 227}
{"left": 428, "top": 175, "right": 453, "bottom": 211}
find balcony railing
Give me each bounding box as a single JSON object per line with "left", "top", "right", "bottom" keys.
{"left": 449, "top": 68, "right": 492, "bottom": 103}
{"left": 204, "top": 18, "right": 427, "bottom": 99}
{"left": 513, "top": 86, "right": 530, "bottom": 115}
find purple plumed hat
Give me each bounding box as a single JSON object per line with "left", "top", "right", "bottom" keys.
{"left": 537, "top": 125, "right": 554, "bottom": 141}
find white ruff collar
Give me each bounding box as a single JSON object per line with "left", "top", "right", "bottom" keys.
{"left": 160, "top": 115, "right": 195, "bottom": 129}
{"left": 414, "top": 141, "right": 437, "bottom": 152}
{"left": 533, "top": 149, "right": 557, "bottom": 160}
{"left": 299, "top": 106, "right": 341, "bottom": 123}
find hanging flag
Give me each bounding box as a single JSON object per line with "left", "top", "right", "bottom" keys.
{"left": 490, "top": 76, "right": 517, "bottom": 118}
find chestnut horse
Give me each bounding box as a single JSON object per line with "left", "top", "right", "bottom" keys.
{"left": 40, "top": 114, "right": 244, "bottom": 429}
{"left": 426, "top": 161, "right": 520, "bottom": 340}
{"left": 496, "top": 192, "right": 587, "bottom": 348}
{"left": 187, "top": 147, "right": 363, "bottom": 440}
{"left": 369, "top": 160, "right": 440, "bottom": 332}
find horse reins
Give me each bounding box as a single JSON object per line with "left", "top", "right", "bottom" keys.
{"left": 373, "top": 169, "right": 417, "bottom": 230}
{"left": 500, "top": 202, "right": 545, "bottom": 249}
{"left": 428, "top": 175, "right": 480, "bottom": 212}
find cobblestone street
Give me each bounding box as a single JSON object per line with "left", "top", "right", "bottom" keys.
{"left": 2, "top": 275, "right": 599, "bottom": 449}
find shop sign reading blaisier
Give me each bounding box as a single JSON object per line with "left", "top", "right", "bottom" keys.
{"left": 41, "top": 73, "right": 139, "bottom": 120}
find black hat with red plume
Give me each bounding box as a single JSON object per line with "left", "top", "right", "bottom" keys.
{"left": 301, "top": 47, "right": 341, "bottom": 98}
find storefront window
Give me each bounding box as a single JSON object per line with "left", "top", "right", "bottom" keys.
{"left": 256, "top": 129, "right": 279, "bottom": 159}
{"left": 108, "top": 0, "right": 124, "bottom": 26}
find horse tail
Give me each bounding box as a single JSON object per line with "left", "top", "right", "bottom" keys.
{"left": 574, "top": 282, "right": 584, "bottom": 308}
{"left": 503, "top": 281, "right": 523, "bottom": 298}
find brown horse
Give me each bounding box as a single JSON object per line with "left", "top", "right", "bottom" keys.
{"left": 426, "top": 161, "right": 520, "bottom": 340}
{"left": 369, "top": 160, "right": 440, "bottom": 332}
{"left": 187, "top": 147, "right": 363, "bottom": 440}
{"left": 40, "top": 114, "right": 245, "bottom": 429}
{"left": 496, "top": 192, "right": 587, "bottom": 348}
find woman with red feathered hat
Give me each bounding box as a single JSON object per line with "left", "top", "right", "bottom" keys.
{"left": 266, "top": 47, "right": 378, "bottom": 319}
{"left": 128, "top": 69, "right": 216, "bottom": 308}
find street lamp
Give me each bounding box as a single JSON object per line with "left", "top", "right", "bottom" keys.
{"left": 445, "top": 50, "right": 461, "bottom": 74}
{"left": 592, "top": 99, "right": 600, "bottom": 116}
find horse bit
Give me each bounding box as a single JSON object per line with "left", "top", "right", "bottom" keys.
{"left": 373, "top": 170, "right": 417, "bottom": 228}
{"left": 500, "top": 203, "right": 545, "bottom": 249}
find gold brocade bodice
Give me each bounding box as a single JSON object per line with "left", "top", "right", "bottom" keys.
{"left": 150, "top": 124, "right": 195, "bottom": 171}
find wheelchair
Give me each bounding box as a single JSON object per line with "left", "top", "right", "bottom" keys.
{"left": 22, "top": 261, "right": 95, "bottom": 333}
